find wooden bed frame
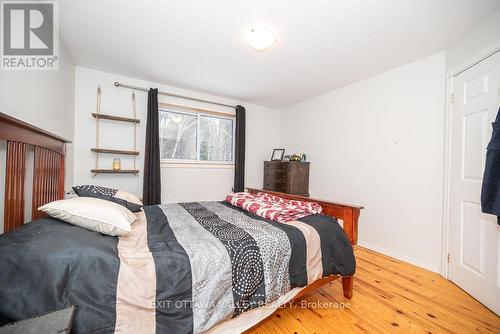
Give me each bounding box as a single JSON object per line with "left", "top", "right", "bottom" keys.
{"left": 0, "top": 112, "right": 71, "bottom": 233}
{"left": 246, "top": 187, "right": 363, "bottom": 299}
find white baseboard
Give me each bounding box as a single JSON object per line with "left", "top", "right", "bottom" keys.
{"left": 357, "top": 241, "right": 441, "bottom": 273}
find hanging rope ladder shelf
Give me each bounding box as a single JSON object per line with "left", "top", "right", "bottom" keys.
{"left": 91, "top": 85, "right": 140, "bottom": 176}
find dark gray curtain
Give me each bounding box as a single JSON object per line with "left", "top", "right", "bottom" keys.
{"left": 143, "top": 88, "right": 161, "bottom": 205}
{"left": 233, "top": 105, "right": 246, "bottom": 193}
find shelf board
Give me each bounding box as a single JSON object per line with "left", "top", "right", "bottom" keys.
{"left": 91, "top": 148, "right": 139, "bottom": 156}
{"left": 92, "top": 113, "right": 140, "bottom": 123}
{"left": 91, "top": 169, "right": 139, "bottom": 175}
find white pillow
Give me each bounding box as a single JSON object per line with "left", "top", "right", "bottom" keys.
{"left": 39, "top": 197, "right": 137, "bottom": 236}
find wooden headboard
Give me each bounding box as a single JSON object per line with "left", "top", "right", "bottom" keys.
{"left": 246, "top": 188, "right": 363, "bottom": 245}
{"left": 0, "top": 112, "right": 71, "bottom": 233}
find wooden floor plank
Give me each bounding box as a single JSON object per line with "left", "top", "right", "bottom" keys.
{"left": 246, "top": 246, "right": 500, "bottom": 334}
{"left": 356, "top": 259, "right": 498, "bottom": 331}
{"left": 356, "top": 250, "right": 499, "bottom": 325}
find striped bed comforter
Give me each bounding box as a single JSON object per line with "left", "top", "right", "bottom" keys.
{"left": 0, "top": 201, "right": 355, "bottom": 334}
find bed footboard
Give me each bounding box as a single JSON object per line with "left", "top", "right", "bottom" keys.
{"left": 246, "top": 188, "right": 363, "bottom": 245}
{"left": 245, "top": 187, "right": 363, "bottom": 299}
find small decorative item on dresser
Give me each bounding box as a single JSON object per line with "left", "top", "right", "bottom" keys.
{"left": 289, "top": 154, "right": 301, "bottom": 162}
{"left": 112, "top": 158, "right": 121, "bottom": 171}
{"left": 301, "top": 153, "right": 307, "bottom": 161}
{"left": 271, "top": 149, "right": 285, "bottom": 161}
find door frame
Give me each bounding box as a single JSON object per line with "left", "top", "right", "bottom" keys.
{"left": 442, "top": 42, "right": 500, "bottom": 279}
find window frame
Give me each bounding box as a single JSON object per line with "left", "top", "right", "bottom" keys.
{"left": 158, "top": 106, "right": 236, "bottom": 166}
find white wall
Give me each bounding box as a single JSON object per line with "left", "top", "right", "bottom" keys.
{"left": 0, "top": 45, "right": 75, "bottom": 187}
{"left": 280, "top": 52, "right": 446, "bottom": 272}
{"left": 0, "top": 44, "right": 75, "bottom": 231}
{"left": 446, "top": 7, "right": 500, "bottom": 72}
{"left": 73, "top": 66, "right": 280, "bottom": 203}
{"left": 0, "top": 46, "right": 75, "bottom": 139}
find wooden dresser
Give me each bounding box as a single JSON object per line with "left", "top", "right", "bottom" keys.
{"left": 263, "top": 161, "right": 310, "bottom": 197}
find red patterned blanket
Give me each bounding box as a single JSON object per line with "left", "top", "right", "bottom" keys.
{"left": 225, "top": 192, "right": 322, "bottom": 223}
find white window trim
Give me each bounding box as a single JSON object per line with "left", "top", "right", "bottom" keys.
{"left": 159, "top": 107, "right": 236, "bottom": 167}
{"left": 160, "top": 161, "right": 235, "bottom": 169}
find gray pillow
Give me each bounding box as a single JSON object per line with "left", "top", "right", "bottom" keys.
{"left": 72, "top": 185, "right": 143, "bottom": 212}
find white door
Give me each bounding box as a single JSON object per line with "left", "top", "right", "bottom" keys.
{"left": 449, "top": 51, "right": 500, "bottom": 315}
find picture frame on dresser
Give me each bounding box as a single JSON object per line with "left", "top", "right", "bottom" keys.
{"left": 271, "top": 148, "right": 285, "bottom": 161}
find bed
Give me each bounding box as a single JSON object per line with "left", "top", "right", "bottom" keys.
{"left": 0, "top": 113, "right": 363, "bottom": 333}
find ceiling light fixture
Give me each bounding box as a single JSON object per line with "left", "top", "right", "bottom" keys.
{"left": 244, "top": 24, "right": 278, "bottom": 52}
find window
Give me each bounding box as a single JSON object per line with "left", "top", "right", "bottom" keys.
{"left": 159, "top": 108, "right": 234, "bottom": 163}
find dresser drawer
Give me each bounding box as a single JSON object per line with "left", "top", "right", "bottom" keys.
{"left": 264, "top": 161, "right": 290, "bottom": 171}
{"left": 263, "top": 160, "right": 309, "bottom": 196}
{"left": 263, "top": 179, "right": 289, "bottom": 193}
{"left": 264, "top": 169, "right": 288, "bottom": 186}
{"left": 264, "top": 170, "right": 289, "bottom": 181}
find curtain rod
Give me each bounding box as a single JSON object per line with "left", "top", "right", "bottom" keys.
{"left": 114, "top": 82, "right": 236, "bottom": 109}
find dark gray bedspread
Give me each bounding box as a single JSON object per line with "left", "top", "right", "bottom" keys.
{"left": 0, "top": 218, "right": 119, "bottom": 333}
{"left": 0, "top": 202, "right": 355, "bottom": 333}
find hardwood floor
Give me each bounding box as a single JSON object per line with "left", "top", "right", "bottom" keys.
{"left": 246, "top": 246, "right": 500, "bottom": 334}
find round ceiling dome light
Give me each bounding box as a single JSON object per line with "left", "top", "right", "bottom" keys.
{"left": 244, "top": 24, "right": 278, "bottom": 51}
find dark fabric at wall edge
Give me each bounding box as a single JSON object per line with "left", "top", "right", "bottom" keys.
{"left": 233, "top": 105, "right": 246, "bottom": 193}
{"left": 143, "top": 88, "right": 161, "bottom": 205}
{"left": 481, "top": 107, "right": 500, "bottom": 225}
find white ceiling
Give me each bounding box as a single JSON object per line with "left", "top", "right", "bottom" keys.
{"left": 59, "top": 0, "right": 500, "bottom": 108}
